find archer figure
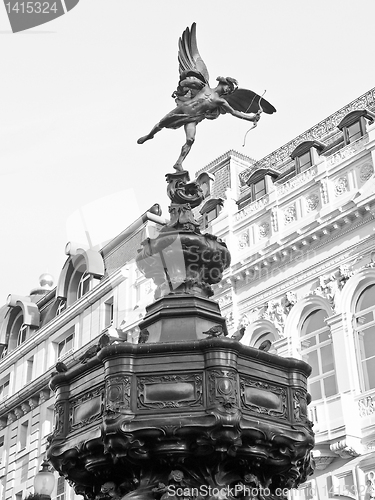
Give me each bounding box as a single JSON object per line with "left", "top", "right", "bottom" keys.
{"left": 137, "top": 23, "right": 276, "bottom": 171}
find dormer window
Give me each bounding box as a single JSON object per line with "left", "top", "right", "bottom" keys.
{"left": 338, "top": 109, "right": 375, "bottom": 145}
{"left": 252, "top": 178, "right": 266, "bottom": 200}
{"left": 297, "top": 151, "right": 312, "bottom": 173}
{"left": 200, "top": 198, "right": 224, "bottom": 229}
{"left": 56, "top": 245, "right": 105, "bottom": 307}
{"left": 347, "top": 121, "right": 362, "bottom": 143}
{"left": 245, "top": 168, "right": 279, "bottom": 204}
{"left": 5, "top": 296, "right": 40, "bottom": 352}
{"left": 291, "top": 140, "right": 326, "bottom": 174}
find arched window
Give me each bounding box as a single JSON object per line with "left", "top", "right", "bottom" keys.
{"left": 77, "top": 271, "right": 91, "bottom": 300}
{"left": 355, "top": 284, "right": 375, "bottom": 391}
{"left": 300, "top": 309, "right": 337, "bottom": 401}
{"left": 12, "top": 312, "right": 28, "bottom": 348}
{"left": 17, "top": 324, "right": 28, "bottom": 346}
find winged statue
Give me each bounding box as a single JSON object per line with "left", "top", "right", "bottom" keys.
{"left": 137, "top": 23, "right": 276, "bottom": 171}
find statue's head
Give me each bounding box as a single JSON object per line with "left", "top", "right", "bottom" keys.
{"left": 216, "top": 76, "right": 238, "bottom": 94}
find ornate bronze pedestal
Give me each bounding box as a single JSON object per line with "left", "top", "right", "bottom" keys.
{"left": 47, "top": 171, "right": 314, "bottom": 500}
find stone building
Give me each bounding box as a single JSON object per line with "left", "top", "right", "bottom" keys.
{"left": 1, "top": 87, "right": 375, "bottom": 499}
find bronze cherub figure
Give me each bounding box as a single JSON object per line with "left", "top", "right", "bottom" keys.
{"left": 137, "top": 23, "right": 276, "bottom": 171}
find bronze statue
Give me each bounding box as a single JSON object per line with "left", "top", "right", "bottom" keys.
{"left": 137, "top": 23, "right": 276, "bottom": 171}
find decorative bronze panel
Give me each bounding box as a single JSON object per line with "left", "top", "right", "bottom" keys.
{"left": 293, "top": 389, "right": 308, "bottom": 422}
{"left": 240, "top": 376, "right": 287, "bottom": 418}
{"left": 207, "top": 369, "right": 239, "bottom": 409}
{"left": 52, "top": 401, "right": 66, "bottom": 438}
{"left": 137, "top": 373, "right": 203, "bottom": 410}
{"left": 69, "top": 386, "right": 104, "bottom": 430}
{"left": 105, "top": 376, "right": 131, "bottom": 413}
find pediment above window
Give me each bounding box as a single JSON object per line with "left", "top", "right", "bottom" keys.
{"left": 290, "top": 140, "right": 326, "bottom": 159}
{"left": 337, "top": 108, "right": 375, "bottom": 130}
{"left": 245, "top": 168, "right": 279, "bottom": 186}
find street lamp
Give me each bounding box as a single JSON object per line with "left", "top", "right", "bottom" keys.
{"left": 34, "top": 459, "right": 55, "bottom": 500}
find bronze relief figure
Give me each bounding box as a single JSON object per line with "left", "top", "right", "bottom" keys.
{"left": 137, "top": 23, "right": 276, "bottom": 171}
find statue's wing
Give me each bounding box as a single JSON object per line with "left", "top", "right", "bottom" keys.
{"left": 223, "top": 89, "right": 277, "bottom": 114}
{"left": 178, "top": 23, "right": 209, "bottom": 84}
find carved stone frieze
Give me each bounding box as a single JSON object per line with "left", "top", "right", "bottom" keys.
{"left": 7, "top": 412, "right": 16, "bottom": 425}
{"left": 358, "top": 394, "right": 375, "bottom": 417}
{"left": 310, "top": 265, "right": 354, "bottom": 311}
{"left": 360, "top": 163, "right": 374, "bottom": 182}
{"left": 238, "top": 229, "right": 250, "bottom": 250}
{"left": 240, "top": 376, "right": 287, "bottom": 418}
{"left": 39, "top": 388, "right": 50, "bottom": 403}
{"left": 330, "top": 437, "right": 363, "bottom": 458}
{"left": 105, "top": 376, "right": 131, "bottom": 413}
{"left": 21, "top": 402, "right": 31, "bottom": 414}
{"left": 327, "top": 135, "right": 368, "bottom": 167}
{"left": 258, "top": 222, "right": 270, "bottom": 239}
{"left": 137, "top": 373, "right": 203, "bottom": 410}
{"left": 261, "top": 300, "right": 287, "bottom": 336}
{"left": 337, "top": 264, "right": 354, "bottom": 289}
{"left": 28, "top": 396, "right": 39, "bottom": 409}
{"left": 334, "top": 176, "right": 349, "bottom": 196}
{"left": 207, "top": 369, "right": 239, "bottom": 410}
{"left": 320, "top": 179, "right": 329, "bottom": 204}
{"left": 218, "top": 292, "right": 232, "bottom": 308}
{"left": 271, "top": 208, "right": 279, "bottom": 232}
{"left": 284, "top": 204, "right": 297, "bottom": 225}
{"left": 305, "top": 193, "right": 320, "bottom": 213}
{"left": 235, "top": 195, "right": 269, "bottom": 222}
{"left": 240, "top": 87, "right": 375, "bottom": 183}
{"left": 311, "top": 450, "right": 335, "bottom": 470}
{"left": 281, "top": 291, "right": 297, "bottom": 314}
{"left": 0, "top": 417, "right": 7, "bottom": 430}
{"left": 310, "top": 274, "right": 337, "bottom": 310}
{"left": 14, "top": 407, "right": 24, "bottom": 419}
{"left": 277, "top": 167, "right": 317, "bottom": 197}
{"left": 224, "top": 310, "right": 235, "bottom": 329}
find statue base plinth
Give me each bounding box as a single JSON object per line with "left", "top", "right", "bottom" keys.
{"left": 138, "top": 294, "right": 227, "bottom": 342}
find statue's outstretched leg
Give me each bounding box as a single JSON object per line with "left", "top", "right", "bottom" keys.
{"left": 137, "top": 124, "right": 162, "bottom": 144}
{"left": 173, "top": 122, "right": 196, "bottom": 171}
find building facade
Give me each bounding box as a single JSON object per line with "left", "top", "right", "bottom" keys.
{"left": 1, "top": 87, "right": 375, "bottom": 499}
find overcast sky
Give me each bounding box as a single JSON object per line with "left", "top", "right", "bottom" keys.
{"left": 0, "top": 0, "right": 374, "bottom": 302}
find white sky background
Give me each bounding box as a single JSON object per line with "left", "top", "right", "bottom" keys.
{"left": 0, "top": 0, "right": 374, "bottom": 301}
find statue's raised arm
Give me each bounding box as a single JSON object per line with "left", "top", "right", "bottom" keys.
{"left": 137, "top": 23, "right": 276, "bottom": 172}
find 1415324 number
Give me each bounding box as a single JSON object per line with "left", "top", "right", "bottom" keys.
{"left": 5, "top": 2, "right": 58, "bottom": 13}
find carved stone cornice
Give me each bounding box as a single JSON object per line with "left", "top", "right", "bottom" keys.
{"left": 7, "top": 412, "right": 16, "bottom": 424}
{"left": 330, "top": 437, "right": 363, "bottom": 459}
{"left": 239, "top": 87, "right": 375, "bottom": 184}
{"left": 14, "top": 407, "right": 24, "bottom": 419}
{"left": 311, "top": 449, "right": 336, "bottom": 470}
{"left": 39, "top": 388, "right": 50, "bottom": 403}
{"left": 232, "top": 213, "right": 375, "bottom": 312}
{"left": 21, "top": 402, "right": 31, "bottom": 414}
